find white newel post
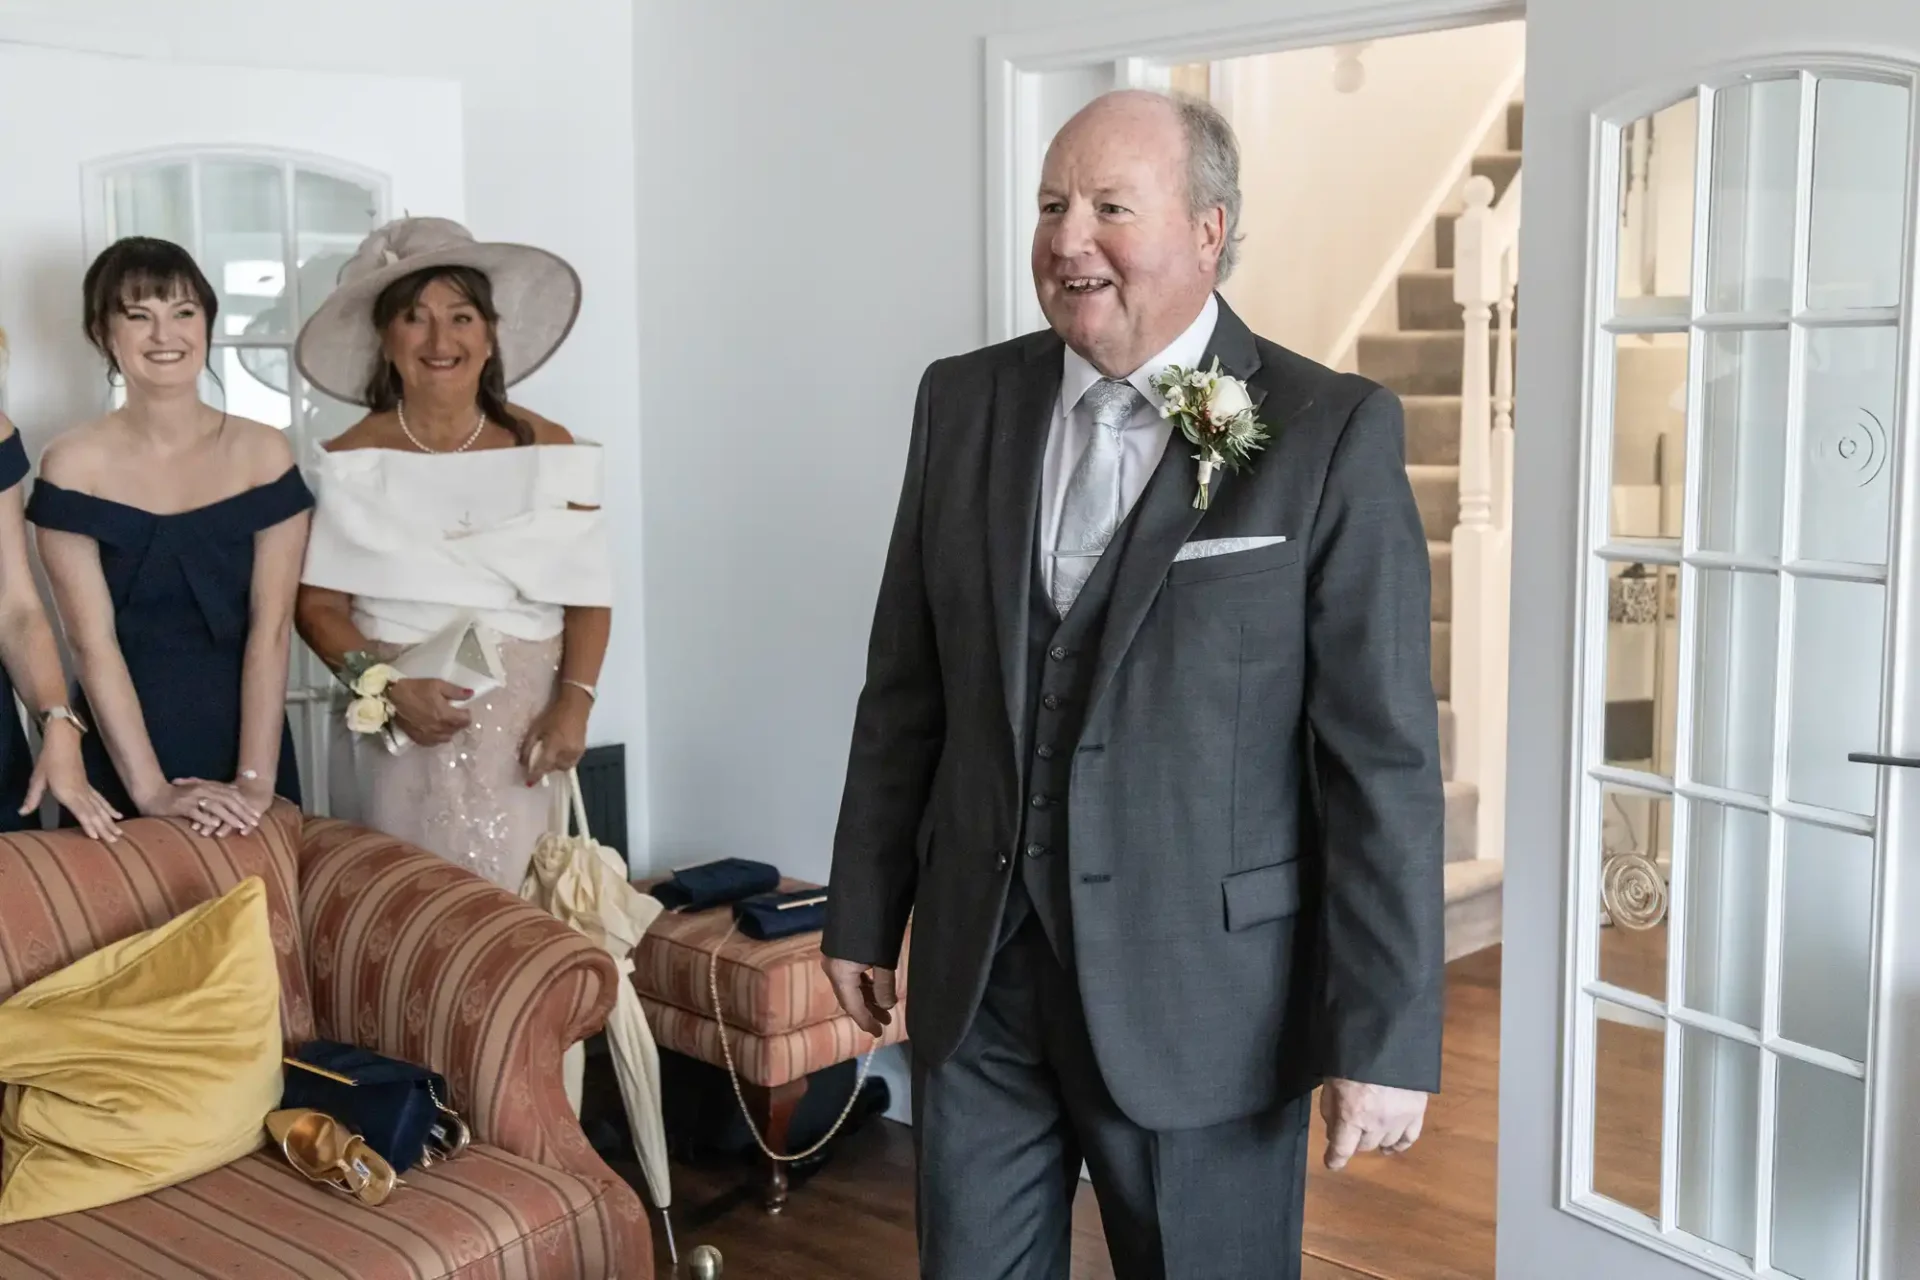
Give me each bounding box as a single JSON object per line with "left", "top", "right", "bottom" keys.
{"left": 1451, "top": 170, "right": 1519, "bottom": 866}
{"left": 1455, "top": 177, "right": 1498, "bottom": 536}
{"left": 1452, "top": 176, "right": 1498, "bottom": 862}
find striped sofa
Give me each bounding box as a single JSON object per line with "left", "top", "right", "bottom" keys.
{"left": 0, "top": 802, "right": 650, "bottom": 1280}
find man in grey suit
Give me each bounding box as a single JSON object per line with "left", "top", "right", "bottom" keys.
{"left": 822, "top": 89, "right": 1445, "bottom": 1278}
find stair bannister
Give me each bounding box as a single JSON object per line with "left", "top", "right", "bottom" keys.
{"left": 1451, "top": 171, "right": 1521, "bottom": 865}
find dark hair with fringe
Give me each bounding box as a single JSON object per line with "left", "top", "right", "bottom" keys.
{"left": 364, "top": 265, "right": 533, "bottom": 446}
{"left": 81, "top": 237, "right": 219, "bottom": 378}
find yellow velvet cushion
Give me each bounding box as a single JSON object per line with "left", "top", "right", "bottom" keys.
{"left": 0, "top": 876, "right": 284, "bottom": 1223}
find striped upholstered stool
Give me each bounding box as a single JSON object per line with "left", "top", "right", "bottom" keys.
{"left": 632, "top": 878, "right": 910, "bottom": 1212}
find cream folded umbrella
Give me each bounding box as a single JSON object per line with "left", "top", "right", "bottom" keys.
{"left": 520, "top": 775, "right": 672, "bottom": 1226}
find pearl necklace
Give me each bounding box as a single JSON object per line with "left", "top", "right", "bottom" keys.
{"left": 396, "top": 401, "right": 486, "bottom": 453}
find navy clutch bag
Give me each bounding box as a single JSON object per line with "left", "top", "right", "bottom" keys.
{"left": 735, "top": 888, "right": 828, "bottom": 940}
{"left": 651, "top": 857, "right": 780, "bottom": 911}
{"left": 281, "top": 1040, "right": 469, "bottom": 1174}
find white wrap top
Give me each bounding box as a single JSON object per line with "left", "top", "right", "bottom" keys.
{"left": 301, "top": 443, "right": 613, "bottom": 644}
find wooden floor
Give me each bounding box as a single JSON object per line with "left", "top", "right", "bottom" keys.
{"left": 632, "top": 926, "right": 1678, "bottom": 1277}
{"left": 636, "top": 946, "right": 1505, "bottom": 1279}
{"left": 639, "top": 1102, "right": 1425, "bottom": 1278}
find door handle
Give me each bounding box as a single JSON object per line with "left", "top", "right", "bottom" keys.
{"left": 1848, "top": 752, "right": 1920, "bottom": 768}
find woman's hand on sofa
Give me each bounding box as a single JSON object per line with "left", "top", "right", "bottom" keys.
{"left": 22, "top": 719, "right": 121, "bottom": 840}
{"left": 138, "top": 777, "right": 259, "bottom": 837}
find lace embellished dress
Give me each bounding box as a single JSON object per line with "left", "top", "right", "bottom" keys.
{"left": 301, "top": 444, "right": 612, "bottom": 890}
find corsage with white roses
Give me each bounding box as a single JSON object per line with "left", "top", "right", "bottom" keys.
{"left": 337, "top": 651, "right": 404, "bottom": 747}
{"left": 1149, "top": 358, "right": 1272, "bottom": 509}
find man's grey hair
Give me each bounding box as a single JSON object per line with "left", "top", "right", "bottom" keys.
{"left": 1168, "top": 91, "right": 1245, "bottom": 283}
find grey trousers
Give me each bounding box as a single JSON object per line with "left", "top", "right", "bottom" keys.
{"left": 912, "top": 907, "right": 1312, "bottom": 1279}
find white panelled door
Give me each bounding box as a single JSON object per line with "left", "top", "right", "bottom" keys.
{"left": 1507, "top": 3, "right": 1920, "bottom": 1279}
{"left": 0, "top": 44, "right": 463, "bottom": 814}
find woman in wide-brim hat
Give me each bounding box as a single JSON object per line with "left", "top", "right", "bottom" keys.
{"left": 293, "top": 216, "right": 613, "bottom": 891}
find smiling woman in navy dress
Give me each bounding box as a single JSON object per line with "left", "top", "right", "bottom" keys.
{"left": 0, "top": 411, "right": 119, "bottom": 838}
{"left": 29, "top": 238, "right": 312, "bottom": 836}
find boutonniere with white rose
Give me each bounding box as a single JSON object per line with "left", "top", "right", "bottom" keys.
{"left": 1149, "top": 358, "right": 1272, "bottom": 510}
{"left": 338, "top": 651, "right": 404, "bottom": 748}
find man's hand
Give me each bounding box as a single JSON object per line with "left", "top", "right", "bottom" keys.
{"left": 1320, "top": 1079, "right": 1428, "bottom": 1171}
{"left": 823, "top": 956, "right": 898, "bottom": 1037}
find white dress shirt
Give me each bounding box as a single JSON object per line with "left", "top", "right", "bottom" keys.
{"left": 1037, "top": 293, "right": 1220, "bottom": 596}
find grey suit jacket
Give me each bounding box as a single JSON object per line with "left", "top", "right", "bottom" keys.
{"left": 824, "top": 300, "right": 1446, "bottom": 1131}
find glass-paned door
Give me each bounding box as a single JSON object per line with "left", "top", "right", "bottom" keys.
{"left": 92, "top": 152, "right": 385, "bottom": 813}
{"left": 1563, "top": 64, "right": 1912, "bottom": 1280}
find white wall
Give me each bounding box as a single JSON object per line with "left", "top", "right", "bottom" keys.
{"left": 0, "top": 0, "right": 650, "bottom": 850}
{"left": 1220, "top": 20, "right": 1524, "bottom": 363}
{"left": 637, "top": 0, "right": 982, "bottom": 880}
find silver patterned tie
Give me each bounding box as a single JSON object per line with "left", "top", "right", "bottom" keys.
{"left": 1051, "top": 377, "right": 1146, "bottom": 616}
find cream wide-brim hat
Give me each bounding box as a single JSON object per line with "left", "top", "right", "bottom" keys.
{"left": 294, "top": 216, "right": 582, "bottom": 406}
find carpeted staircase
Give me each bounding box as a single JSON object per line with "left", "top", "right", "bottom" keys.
{"left": 1352, "top": 98, "right": 1522, "bottom": 959}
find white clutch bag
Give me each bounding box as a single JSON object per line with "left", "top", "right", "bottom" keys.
{"left": 385, "top": 614, "right": 506, "bottom": 748}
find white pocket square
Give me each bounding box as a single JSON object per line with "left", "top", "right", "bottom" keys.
{"left": 1173, "top": 536, "right": 1288, "bottom": 562}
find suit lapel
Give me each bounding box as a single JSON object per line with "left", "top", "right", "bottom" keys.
{"left": 987, "top": 333, "right": 1064, "bottom": 755}
{"left": 1084, "top": 299, "right": 1274, "bottom": 720}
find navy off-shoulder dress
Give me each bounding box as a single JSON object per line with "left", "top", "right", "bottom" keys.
{"left": 0, "top": 433, "right": 37, "bottom": 829}
{"left": 26, "top": 467, "right": 314, "bottom": 817}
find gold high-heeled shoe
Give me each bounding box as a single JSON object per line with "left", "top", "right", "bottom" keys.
{"left": 342, "top": 1133, "right": 399, "bottom": 1206}
{"left": 265, "top": 1109, "right": 399, "bottom": 1207}
{"left": 426, "top": 1107, "right": 471, "bottom": 1164}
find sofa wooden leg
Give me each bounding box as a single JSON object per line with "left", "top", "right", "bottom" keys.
{"left": 748, "top": 1078, "right": 808, "bottom": 1214}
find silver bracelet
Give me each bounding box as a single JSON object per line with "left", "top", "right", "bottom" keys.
{"left": 561, "top": 678, "right": 598, "bottom": 701}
